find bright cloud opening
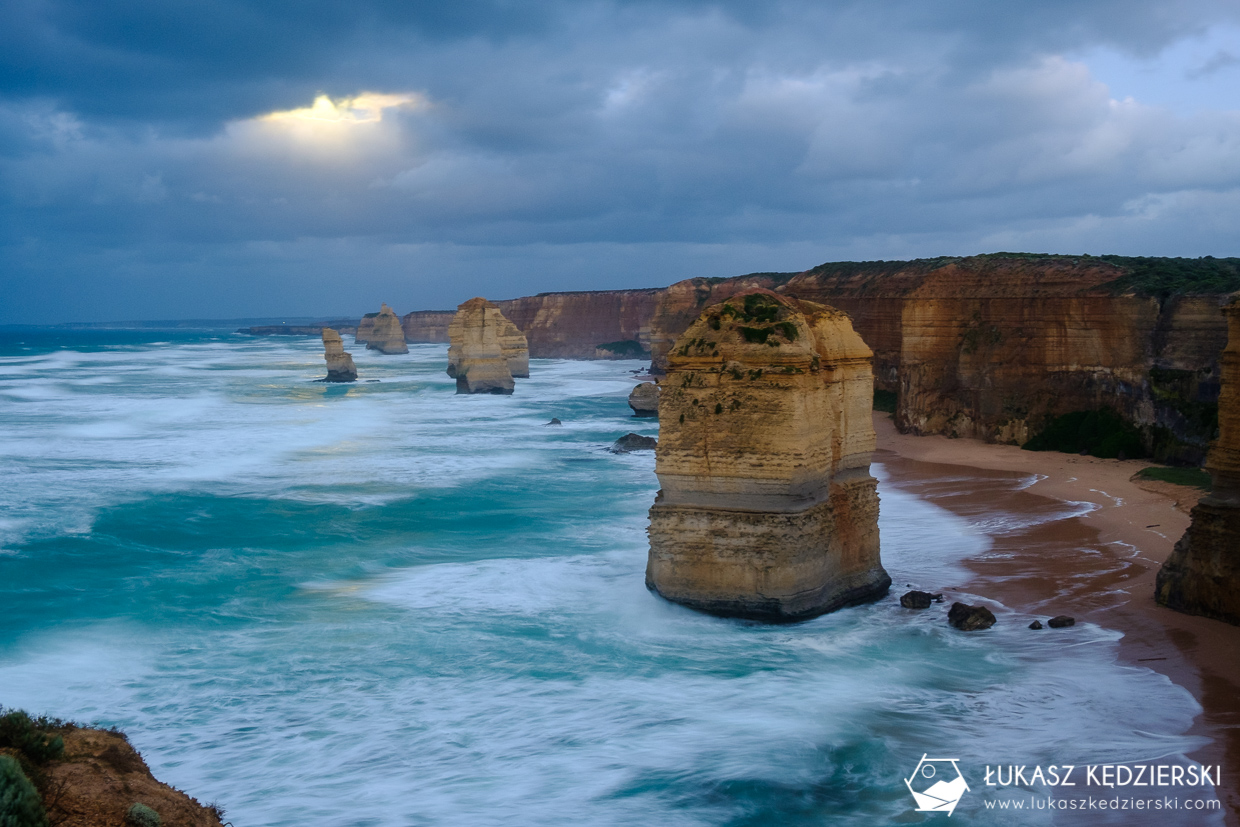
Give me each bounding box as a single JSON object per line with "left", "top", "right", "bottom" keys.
{"left": 262, "top": 93, "right": 424, "bottom": 125}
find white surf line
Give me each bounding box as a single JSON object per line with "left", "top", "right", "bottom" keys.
{"left": 1089, "top": 488, "right": 1124, "bottom": 507}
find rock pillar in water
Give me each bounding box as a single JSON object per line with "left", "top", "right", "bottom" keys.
{"left": 646, "top": 290, "right": 890, "bottom": 621}
{"left": 1156, "top": 297, "right": 1240, "bottom": 625}
{"left": 446, "top": 297, "right": 527, "bottom": 394}
{"left": 321, "top": 328, "right": 358, "bottom": 382}
{"left": 364, "top": 303, "right": 409, "bottom": 354}
{"left": 629, "top": 382, "right": 660, "bottom": 417}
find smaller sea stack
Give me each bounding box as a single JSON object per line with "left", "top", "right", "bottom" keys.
{"left": 321, "top": 328, "right": 358, "bottom": 382}
{"left": 447, "top": 298, "right": 528, "bottom": 394}
{"left": 1156, "top": 296, "right": 1240, "bottom": 625}
{"left": 628, "top": 382, "right": 659, "bottom": 417}
{"left": 646, "top": 290, "right": 889, "bottom": 621}
{"left": 364, "top": 303, "right": 409, "bottom": 354}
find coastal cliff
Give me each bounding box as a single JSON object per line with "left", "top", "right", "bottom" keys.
{"left": 401, "top": 310, "right": 454, "bottom": 343}
{"left": 1156, "top": 297, "right": 1240, "bottom": 625}
{"left": 646, "top": 291, "right": 890, "bottom": 621}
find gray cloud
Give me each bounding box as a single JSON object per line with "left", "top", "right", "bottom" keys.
{"left": 2, "top": 1, "right": 1239, "bottom": 322}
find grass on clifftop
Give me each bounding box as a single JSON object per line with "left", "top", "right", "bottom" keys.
{"left": 1096, "top": 255, "right": 1240, "bottom": 298}
{"left": 1135, "top": 466, "right": 1212, "bottom": 490}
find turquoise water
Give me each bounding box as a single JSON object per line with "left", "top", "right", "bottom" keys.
{"left": 0, "top": 330, "right": 1220, "bottom": 825}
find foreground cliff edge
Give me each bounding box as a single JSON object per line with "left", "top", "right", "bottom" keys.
{"left": 1157, "top": 296, "right": 1240, "bottom": 625}
{"left": 0, "top": 708, "right": 225, "bottom": 827}
{"left": 646, "top": 291, "right": 890, "bottom": 621}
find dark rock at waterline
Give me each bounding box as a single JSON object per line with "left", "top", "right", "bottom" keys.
{"left": 610, "top": 433, "right": 657, "bottom": 453}
{"left": 948, "top": 602, "right": 996, "bottom": 631}
{"left": 546, "top": 418, "right": 563, "bottom": 426}
{"left": 1029, "top": 620, "right": 1044, "bottom": 629}
{"left": 900, "top": 590, "right": 934, "bottom": 609}
{"left": 1048, "top": 615, "right": 1075, "bottom": 628}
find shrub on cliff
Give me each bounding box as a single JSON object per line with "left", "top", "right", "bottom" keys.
{"left": 1022, "top": 409, "right": 1146, "bottom": 460}
{"left": 125, "top": 802, "right": 162, "bottom": 827}
{"left": 0, "top": 754, "right": 48, "bottom": 827}
{"left": 0, "top": 712, "right": 63, "bottom": 765}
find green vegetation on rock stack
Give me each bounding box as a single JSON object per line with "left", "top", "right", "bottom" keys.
{"left": 1022, "top": 409, "right": 1146, "bottom": 460}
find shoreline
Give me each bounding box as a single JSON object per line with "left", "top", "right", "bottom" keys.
{"left": 874, "top": 413, "right": 1240, "bottom": 825}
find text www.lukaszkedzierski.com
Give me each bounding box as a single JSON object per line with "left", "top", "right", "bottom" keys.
{"left": 984, "top": 796, "right": 1220, "bottom": 811}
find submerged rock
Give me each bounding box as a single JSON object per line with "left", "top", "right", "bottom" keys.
{"left": 1157, "top": 297, "right": 1240, "bottom": 626}
{"left": 900, "top": 590, "right": 934, "bottom": 609}
{"left": 1029, "top": 620, "right": 1044, "bottom": 629}
{"left": 546, "top": 418, "right": 563, "bottom": 426}
{"left": 646, "top": 290, "right": 890, "bottom": 622}
{"left": 447, "top": 298, "right": 529, "bottom": 394}
{"left": 611, "top": 433, "right": 657, "bottom": 453}
{"left": 628, "top": 382, "right": 660, "bottom": 417}
{"left": 1047, "top": 615, "right": 1075, "bottom": 628}
{"left": 948, "top": 602, "right": 996, "bottom": 631}
{"left": 321, "top": 328, "right": 357, "bottom": 382}
{"left": 364, "top": 303, "right": 409, "bottom": 354}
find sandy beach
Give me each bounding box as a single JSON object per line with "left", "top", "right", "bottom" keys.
{"left": 874, "top": 413, "right": 1240, "bottom": 824}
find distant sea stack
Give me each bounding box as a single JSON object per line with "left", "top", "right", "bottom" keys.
{"left": 629, "top": 382, "right": 659, "bottom": 417}
{"left": 646, "top": 290, "right": 890, "bottom": 621}
{"left": 446, "top": 298, "right": 528, "bottom": 394}
{"left": 364, "top": 304, "right": 409, "bottom": 354}
{"left": 1156, "top": 296, "right": 1240, "bottom": 625}
{"left": 321, "top": 328, "right": 358, "bottom": 382}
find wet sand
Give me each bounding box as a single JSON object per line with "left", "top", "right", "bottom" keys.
{"left": 874, "top": 413, "right": 1240, "bottom": 825}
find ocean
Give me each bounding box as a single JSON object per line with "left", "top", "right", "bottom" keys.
{"left": 0, "top": 330, "right": 1221, "bottom": 825}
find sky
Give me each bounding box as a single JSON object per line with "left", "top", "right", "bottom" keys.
{"left": 2, "top": 1, "right": 1239, "bottom": 323}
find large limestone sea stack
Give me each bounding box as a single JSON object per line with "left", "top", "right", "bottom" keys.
{"left": 364, "top": 303, "right": 409, "bottom": 354}
{"left": 446, "top": 298, "right": 530, "bottom": 394}
{"left": 1156, "top": 297, "right": 1240, "bottom": 625}
{"left": 321, "top": 328, "right": 357, "bottom": 382}
{"left": 646, "top": 291, "right": 890, "bottom": 621}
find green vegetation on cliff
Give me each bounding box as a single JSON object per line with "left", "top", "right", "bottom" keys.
{"left": 1136, "top": 466, "right": 1213, "bottom": 490}
{"left": 1022, "top": 409, "right": 1146, "bottom": 460}
{"left": 595, "top": 339, "right": 649, "bottom": 358}
{"left": 1098, "top": 255, "right": 1240, "bottom": 298}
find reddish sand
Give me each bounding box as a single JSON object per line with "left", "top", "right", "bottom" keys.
{"left": 874, "top": 413, "right": 1240, "bottom": 825}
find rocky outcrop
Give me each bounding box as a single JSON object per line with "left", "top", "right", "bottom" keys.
{"left": 401, "top": 310, "right": 455, "bottom": 343}
{"left": 0, "top": 710, "right": 224, "bottom": 827}
{"left": 363, "top": 303, "right": 409, "bottom": 354}
{"left": 611, "top": 433, "right": 657, "bottom": 453}
{"left": 1157, "top": 297, "right": 1240, "bottom": 625}
{"left": 446, "top": 298, "right": 527, "bottom": 394}
{"left": 628, "top": 382, "right": 659, "bottom": 417}
{"left": 321, "top": 328, "right": 358, "bottom": 382}
{"left": 646, "top": 290, "right": 891, "bottom": 621}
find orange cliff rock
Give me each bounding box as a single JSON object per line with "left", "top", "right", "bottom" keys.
{"left": 446, "top": 298, "right": 528, "bottom": 394}
{"left": 362, "top": 303, "right": 409, "bottom": 354}
{"left": 1157, "top": 297, "right": 1240, "bottom": 625}
{"left": 646, "top": 291, "right": 890, "bottom": 621}
{"left": 321, "top": 328, "right": 357, "bottom": 382}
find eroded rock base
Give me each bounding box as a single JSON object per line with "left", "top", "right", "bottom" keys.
{"left": 646, "top": 478, "right": 890, "bottom": 621}
{"left": 1156, "top": 498, "right": 1240, "bottom": 626}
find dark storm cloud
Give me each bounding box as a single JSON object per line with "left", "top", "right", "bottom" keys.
{"left": 1, "top": 0, "right": 1239, "bottom": 321}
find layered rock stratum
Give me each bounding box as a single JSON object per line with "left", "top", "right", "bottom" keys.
{"left": 395, "top": 254, "right": 1240, "bottom": 461}
{"left": 321, "top": 328, "right": 358, "bottom": 382}
{"left": 1156, "top": 297, "right": 1240, "bottom": 625}
{"left": 363, "top": 303, "right": 409, "bottom": 354}
{"left": 628, "top": 382, "right": 659, "bottom": 417}
{"left": 646, "top": 290, "right": 890, "bottom": 621}
{"left": 446, "top": 298, "right": 528, "bottom": 394}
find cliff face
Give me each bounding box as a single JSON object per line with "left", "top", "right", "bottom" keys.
{"left": 321, "top": 328, "right": 358, "bottom": 382}
{"left": 364, "top": 304, "right": 409, "bottom": 354}
{"left": 1156, "top": 297, "right": 1240, "bottom": 625}
{"left": 646, "top": 291, "right": 890, "bottom": 621}
{"left": 401, "top": 310, "right": 454, "bottom": 343}
{"left": 494, "top": 289, "right": 661, "bottom": 359}
{"left": 446, "top": 298, "right": 525, "bottom": 394}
